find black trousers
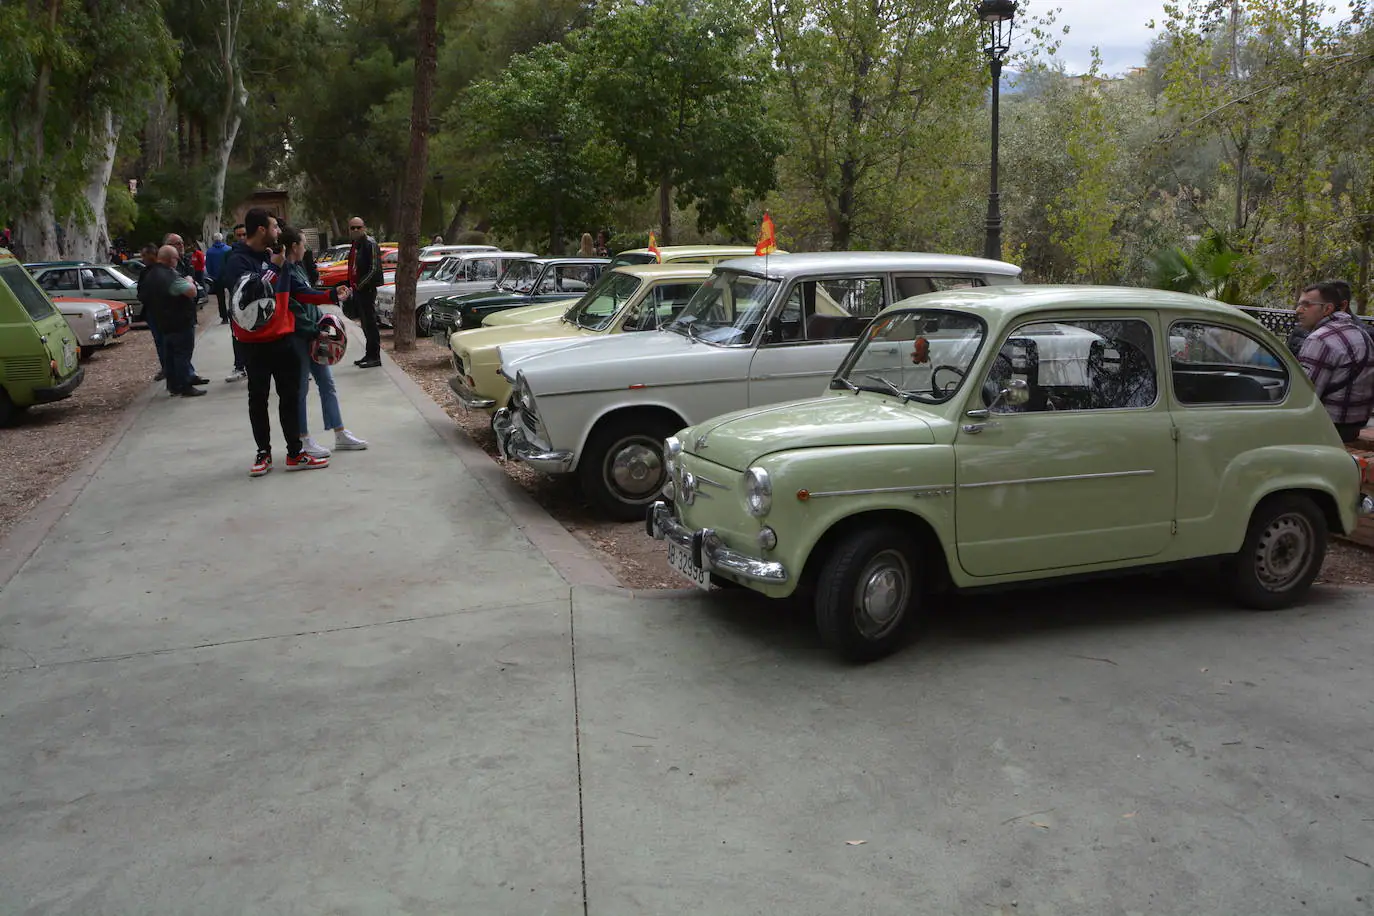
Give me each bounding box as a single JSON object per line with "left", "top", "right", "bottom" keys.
{"left": 216, "top": 287, "right": 228, "bottom": 322}
{"left": 1336, "top": 421, "right": 1365, "bottom": 443}
{"left": 242, "top": 336, "right": 302, "bottom": 458}
{"left": 163, "top": 326, "right": 197, "bottom": 393}
{"left": 355, "top": 288, "right": 380, "bottom": 360}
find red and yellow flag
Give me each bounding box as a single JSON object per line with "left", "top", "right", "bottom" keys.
{"left": 754, "top": 212, "right": 777, "bottom": 256}
{"left": 647, "top": 230, "right": 662, "bottom": 263}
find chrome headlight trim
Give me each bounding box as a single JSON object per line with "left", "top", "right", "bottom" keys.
{"left": 665, "top": 435, "right": 682, "bottom": 477}
{"left": 745, "top": 467, "right": 772, "bottom": 518}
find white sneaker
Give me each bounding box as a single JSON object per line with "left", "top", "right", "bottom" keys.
{"left": 301, "top": 436, "right": 332, "bottom": 458}
{"left": 334, "top": 429, "right": 368, "bottom": 451}
{"left": 224, "top": 368, "right": 246, "bottom": 382}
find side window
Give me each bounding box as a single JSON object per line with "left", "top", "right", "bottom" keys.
{"left": 555, "top": 265, "right": 593, "bottom": 293}
{"left": 624, "top": 281, "right": 702, "bottom": 332}
{"left": 470, "top": 259, "right": 497, "bottom": 281}
{"left": 2, "top": 265, "right": 58, "bottom": 319}
{"left": 1169, "top": 320, "right": 1289, "bottom": 404}
{"left": 92, "top": 269, "right": 125, "bottom": 290}
{"left": 892, "top": 275, "right": 986, "bottom": 300}
{"left": 985, "top": 317, "right": 1158, "bottom": 413}
{"left": 37, "top": 269, "right": 76, "bottom": 291}
{"left": 766, "top": 278, "right": 886, "bottom": 346}
{"left": 83, "top": 268, "right": 119, "bottom": 290}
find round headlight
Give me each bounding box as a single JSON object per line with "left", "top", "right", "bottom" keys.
{"left": 745, "top": 467, "right": 772, "bottom": 518}
{"left": 664, "top": 436, "right": 682, "bottom": 475}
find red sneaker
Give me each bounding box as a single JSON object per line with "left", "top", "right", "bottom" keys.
{"left": 285, "top": 452, "right": 330, "bottom": 471}
{"left": 249, "top": 451, "right": 272, "bottom": 478}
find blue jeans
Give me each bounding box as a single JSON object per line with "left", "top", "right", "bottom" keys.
{"left": 145, "top": 311, "right": 167, "bottom": 371}
{"left": 294, "top": 336, "right": 342, "bottom": 435}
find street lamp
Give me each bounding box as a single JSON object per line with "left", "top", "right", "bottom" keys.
{"left": 432, "top": 172, "right": 444, "bottom": 238}
{"left": 977, "top": 0, "right": 1017, "bottom": 262}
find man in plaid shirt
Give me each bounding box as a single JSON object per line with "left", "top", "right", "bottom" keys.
{"left": 1296, "top": 281, "right": 1374, "bottom": 442}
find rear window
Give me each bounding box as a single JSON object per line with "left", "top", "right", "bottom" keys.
{"left": 2, "top": 265, "right": 57, "bottom": 320}
{"left": 610, "top": 252, "right": 656, "bottom": 268}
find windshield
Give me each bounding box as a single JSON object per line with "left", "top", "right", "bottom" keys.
{"left": 2, "top": 265, "right": 58, "bottom": 320}
{"left": 419, "top": 261, "right": 443, "bottom": 280}
{"left": 610, "top": 252, "right": 656, "bottom": 269}
{"left": 434, "top": 258, "right": 463, "bottom": 281}
{"left": 566, "top": 271, "right": 642, "bottom": 331}
{"left": 836, "top": 309, "right": 986, "bottom": 404}
{"left": 663, "top": 271, "right": 780, "bottom": 346}
{"left": 498, "top": 260, "right": 541, "bottom": 293}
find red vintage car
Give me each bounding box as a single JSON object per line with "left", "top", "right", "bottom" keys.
{"left": 317, "top": 246, "right": 399, "bottom": 289}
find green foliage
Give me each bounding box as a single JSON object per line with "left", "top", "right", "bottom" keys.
{"left": 104, "top": 183, "right": 139, "bottom": 238}
{"left": 1148, "top": 230, "right": 1260, "bottom": 302}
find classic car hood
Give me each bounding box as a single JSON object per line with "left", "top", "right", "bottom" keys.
{"left": 444, "top": 287, "right": 528, "bottom": 308}
{"left": 483, "top": 301, "right": 571, "bottom": 326}
{"left": 451, "top": 320, "right": 594, "bottom": 360}
{"left": 500, "top": 329, "right": 710, "bottom": 387}
{"left": 684, "top": 394, "right": 937, "bottom": 472}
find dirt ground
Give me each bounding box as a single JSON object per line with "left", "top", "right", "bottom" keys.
{"left": 0, "top": 329, "right": 161, "bottom": 541}
{"left": 385, "top": 329, "right": 1374, "bottom": 592}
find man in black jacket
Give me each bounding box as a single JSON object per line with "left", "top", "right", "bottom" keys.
{"left": 347, "top": 216, "right": 383, "bottom": 368}
{"left": 145, "top": 245, "right": 205, "bottom": 397}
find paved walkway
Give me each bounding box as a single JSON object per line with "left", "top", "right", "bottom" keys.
{"left": 2, "top": 320, "right": 1373, "bottom": 915}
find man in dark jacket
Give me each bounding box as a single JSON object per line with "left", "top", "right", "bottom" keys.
{"left": 347, "top": 217, "right": 383, "bottom": 368}
{"left": 206, "top": 232, "right": 231, "bottom": 322}
{"left": 145, "top": 245, "right": 205, "bottom": 397}
{"left": 221, "top": 207, "right": 330, "bottom": 477}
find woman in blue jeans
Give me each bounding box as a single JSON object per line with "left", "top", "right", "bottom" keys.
{"left": 277, "top": 226, "right": 369, "bottom": 457}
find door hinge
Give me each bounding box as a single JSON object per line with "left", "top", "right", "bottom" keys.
{"left": 1171, "top": 520, "right": 1178, "bottom": 535}
{"left": 1170, "top": 426, "right": 1179, "bottom": 442}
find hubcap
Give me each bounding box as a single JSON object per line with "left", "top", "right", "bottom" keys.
{"left": 853, "top": 549, "right": 911, "bottom": 640}
{"left": 417, "top": 305, "right": 431, "bottom": 335}
{"left": 606, "top": 438, "right": 664, "bottom": 502}
{"left": 1254, "top": 512, "right": 1314, "bottom": 592}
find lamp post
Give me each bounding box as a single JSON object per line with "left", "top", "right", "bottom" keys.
{"left": 977, "top": 0, "right": 1017, "bottom": 262}
{"left": 431, "top": 172, "right": 444, "bottom": 238}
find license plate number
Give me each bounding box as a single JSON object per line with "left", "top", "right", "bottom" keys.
{"left": 667, "top": 540, "right": 710, "bottom": 591}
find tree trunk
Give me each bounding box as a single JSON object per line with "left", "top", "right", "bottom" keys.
{"left": 658, "top": 176, "right": 673, "bottom": 247}
{"left": 14, "top": 192, "right": 59, "bottom": 263}
{"left": 203, "top": 0, "right": 247, "bottom": 245}
{"left": 443, "top": 199, "right": 470, "bottom": 241}
{"left": 392, "top": 0, "right": 440, "bottom": 352}
{"left": 65, "top": 110, "right": 122, "bottom": 261}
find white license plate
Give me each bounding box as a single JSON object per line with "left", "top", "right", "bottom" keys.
{"left": 667, "top": 540, "right": 710, "bottom": 591}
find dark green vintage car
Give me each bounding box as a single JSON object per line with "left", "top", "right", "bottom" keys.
{"left": 427, "top": 257, "right": 608, "bottom": 338}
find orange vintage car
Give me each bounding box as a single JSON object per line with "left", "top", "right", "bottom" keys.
{"left": 317, "top": 246, "right": 398, "bottom": 289}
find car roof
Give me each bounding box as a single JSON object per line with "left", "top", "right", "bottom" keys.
{"left": 527, "top": 257, "right": 610, "bottom": 266}
{"left": 26, "top": 261, "right": 92, "bottom": 270}
{"left": 612, "top": 263, "right": 715, "bottom": 280}
{"left": 716, "top": 251, "right": 1023, "bottom": 280}
{"left": 885, "top": 284, "right": 1256, "bottom": 322}
{"left": 617, "top": 245, "right": 773, "bottom": 260}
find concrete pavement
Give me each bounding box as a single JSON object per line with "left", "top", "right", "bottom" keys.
{"left": 2, "top": 320, "right": 1373, "bottom": 915}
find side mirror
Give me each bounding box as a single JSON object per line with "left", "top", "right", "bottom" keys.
{"left": 1004, "top": 377, "right": 1030, "bottom": 406}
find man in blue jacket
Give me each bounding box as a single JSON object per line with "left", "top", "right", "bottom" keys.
{"left": 205, "top": 232, "right": 232, "bottom": 324}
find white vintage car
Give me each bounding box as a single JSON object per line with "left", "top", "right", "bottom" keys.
{"left": 376, "top": 250, "right": 536, "bottom": 336}
{"left": 493, "top": 252, "right": 1023, "bottom": 519}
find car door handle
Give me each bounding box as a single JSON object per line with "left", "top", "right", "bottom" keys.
{"left": 962, "top": 421, "right": 999, "bottom": 434}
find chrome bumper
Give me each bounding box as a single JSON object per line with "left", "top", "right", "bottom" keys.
{"left": 447, "top": 375, "right": 496, "bottom": 411}
{"left": 492, "top": 408, "right": 574, "bottom": 474}
{"left": 647, "top": 500, "right": 788, "bottom": 584}
{"left": 1360, "top": 494, "right": 1373, "bottom": 516}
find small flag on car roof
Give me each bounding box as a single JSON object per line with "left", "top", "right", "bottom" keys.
{"left": 647, "top": 230, "right": 662, "bottom": 263}
{"left": 755, "top": 212, "right": 777, "bottom": 256}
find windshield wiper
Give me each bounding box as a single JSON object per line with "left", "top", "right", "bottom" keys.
{"left": 863, "top": 374, "right": 915, "bottom": 402}
{"left": 833, "top": 376, "right": 859, "bottom": 392}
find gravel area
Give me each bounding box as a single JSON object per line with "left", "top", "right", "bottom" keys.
{"left": 386, "top": 329, "right": 1374, "bottom": 593}
{"left": 0, "top": 329, "right": 160, "bottom": 541}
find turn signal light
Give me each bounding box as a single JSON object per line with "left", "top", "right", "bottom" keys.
{"left": 796, "top": 489, "right": 810, "bottom": 501}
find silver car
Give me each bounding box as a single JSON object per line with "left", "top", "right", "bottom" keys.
{"left": 377, "top": 251, "right": 538, "bottom": 337}
{"left": 31, "top": 264, "right": 143, "bottom": 318}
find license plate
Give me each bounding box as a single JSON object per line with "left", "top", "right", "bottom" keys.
{"left": 667, "top": 540, "right": 710, "bottom": 591}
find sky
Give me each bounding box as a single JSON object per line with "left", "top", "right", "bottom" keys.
{"left": 1039, "top": 0, "right": 1352, "bottom": 76}
{"left": 1031, "top": 0, "right": 1170, "bottom": 76}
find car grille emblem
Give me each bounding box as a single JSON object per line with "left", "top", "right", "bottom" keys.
{"left": 695, "top": 433, "right": 709, "bottom": 450}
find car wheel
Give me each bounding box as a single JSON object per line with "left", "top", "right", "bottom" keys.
{"left": 814, "top": 526, "right": 925, "bottom": 662}
{"left": 579, "top": 417, "right": 677, "bottom": 521}
{"left": 416, "top": 304, "right": 432, "bottom": 338}
{"left": 1227, "top": 493, "right": 1327, "bottom": 610}
{"left": 0, "top": 388, "right": 16, "bottom": 427}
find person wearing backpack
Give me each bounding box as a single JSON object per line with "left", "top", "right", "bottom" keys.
{"left": 221, "top": 207, "right": 330, "bottom": 477}
{"left": 277, "top": 225, "right": 368, "bottom": 458}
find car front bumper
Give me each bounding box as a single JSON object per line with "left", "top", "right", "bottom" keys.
{"left": 492, "top": 408, "right": 574, "bottom": 474}
{"left": 33, "top": 367, "right": 85, "bottom": 404}
{"left": 647, "top": 500, "right": 789, "bottom": 585}
{"left": 448, "top": 375, "right": 497, "bottom": 411}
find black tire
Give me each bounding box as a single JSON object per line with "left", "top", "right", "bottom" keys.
{"left": 578, "top": 415, "right": 678, "bottom": 521}
{"left": 814, "top": 526, "right": 925, "bottom": 662}
{"left": 0, "top": 388, "right": 16, "bottom": 427}
{"left": 1227, "top": 494, "right": 1327, "bottom": 610}
{"left": 415, "top": 303, "right": 432, "bottom": 338}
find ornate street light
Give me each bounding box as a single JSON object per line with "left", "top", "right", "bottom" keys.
{"left": 977, "top": 0, "right": 1017, "bottom": 262}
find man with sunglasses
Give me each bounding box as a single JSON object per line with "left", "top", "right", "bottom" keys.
{"left": 346, "top": 217, "right": 383, "bottom": 368}
{"left": 1295, "top": 281, "right": 1374, "bottom": 442}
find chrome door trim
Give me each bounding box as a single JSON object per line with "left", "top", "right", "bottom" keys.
{"left": 805, "top": 484, "right": 954, "bottom": 498}
{"left": 958, "top": 469, "right": 1156, "bottom": 489}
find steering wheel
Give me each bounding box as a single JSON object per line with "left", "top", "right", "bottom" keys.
{"left": 930, "top": 364, "right": 966, "bottom": 398}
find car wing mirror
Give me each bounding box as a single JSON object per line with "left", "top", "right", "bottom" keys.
{"left": 971, "top": 378, "right": 1029, "bottom": 417}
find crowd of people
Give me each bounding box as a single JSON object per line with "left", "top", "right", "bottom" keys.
{"left": 136, "top": 208, "right": 375, "bottom": 476}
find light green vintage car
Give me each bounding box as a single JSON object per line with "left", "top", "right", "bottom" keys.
{"left": 648, "top": 285, "right": 1372, "bottom": 662}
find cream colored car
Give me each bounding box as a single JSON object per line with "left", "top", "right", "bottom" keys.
{"left": 447, "top": 264, "right": 712, "bottom": 415}
{"left": 482, "top": 246, "right": 780, "bottom": 329}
